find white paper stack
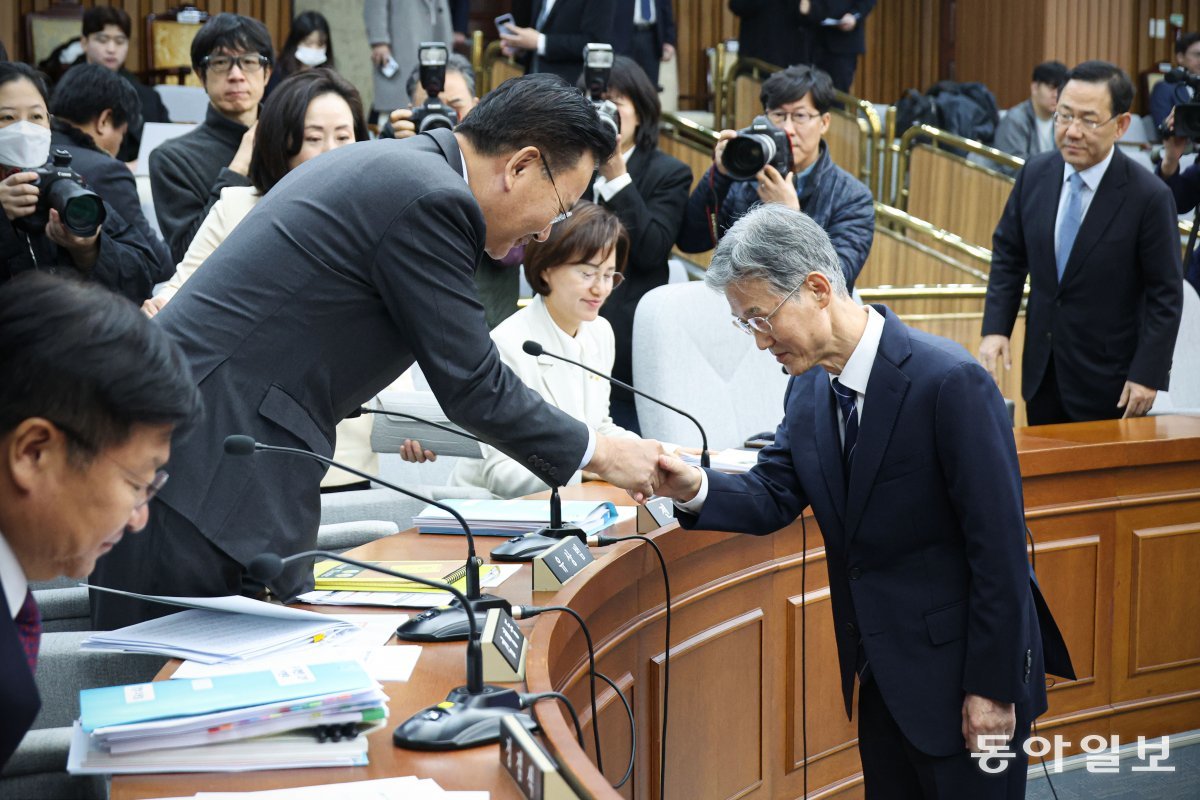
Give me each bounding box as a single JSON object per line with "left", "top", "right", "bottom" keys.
{"left": 679, "top": 447, "right": 760, "bottom": 474}
{"left": 414, "top": 498, "right": 620, "bottom": 536}
{"left": 80, "top": 588, "right": 359, "bottom": 664}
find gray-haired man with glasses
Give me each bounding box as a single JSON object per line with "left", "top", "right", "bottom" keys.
{"left": 655, "top": 203, "right": 1072, "bottom": 799}
{"left": 677, "top": 64, "right": 874, "bottom": 292}
{"left": 150, "top": 13, "right": 273, "bottom": 263}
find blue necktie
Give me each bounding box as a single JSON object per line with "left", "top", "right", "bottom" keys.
{"left": 640, "top": 0, "right": 654, "bottom": 24}
{"left": 1056, "top": 171, "right": 1084, "bottom": 282}
{"left": 831, "top": 378, "right": 859, "bottom": 470}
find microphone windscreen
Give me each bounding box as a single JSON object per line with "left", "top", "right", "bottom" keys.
{"left": 223, "top": 434, "right": 257, "bottom": 456}
{"left": 247, "top": 553, "right": 285, "bottom": 582}
{"left": 522, "top": 340, "right": 544, "bottom": 356}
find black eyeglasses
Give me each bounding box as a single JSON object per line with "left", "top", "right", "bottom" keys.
{"left": 52, "top": 420, "right": 168, "bottom": 509}
{"left": 202, "top": 53, "right": 270, "bottom": 75}
{"left": 541, "top": 157, "right": 573, "bottom": 226}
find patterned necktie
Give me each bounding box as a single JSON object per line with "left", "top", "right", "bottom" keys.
{"left": 831, "top": 378, "right": 859, "bottom": 470}
{"left": 1056, "top": 171, "right": 1084, "bottom": 282}
{"left": 15, "top": 590, "right": 41, "bottom": 673}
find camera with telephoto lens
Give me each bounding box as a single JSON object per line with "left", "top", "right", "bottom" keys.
{"left": 408, "top": 42, "right": 458, "bottom": 133}
{"left": 14, "top": 148, "right": 106, "bottom": 238}
{"left": 722, "top": 115, "right": 793, "bottom": 181}
{"left": 582, "top": 43, "right": 620, "bottom": 139}
{"left": 1157, "top": 67, "right": 1200, "bottom": 140}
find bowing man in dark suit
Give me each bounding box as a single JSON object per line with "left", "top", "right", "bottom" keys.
{"left": 589, "top": 56, "right": 692, "bottom": 433}
{"left": 610, "top": 0, "right": 677, "bottom": 87}
{"left": 654, "top": 204, "right": 1074, "bottom": 798}
{"left": 501, "top": 0, "right": 616, "bottom": 86}
{"left": 89, "top": 76, "right": 666, "bottom": 629}
{"left": 982, "top": 61, "right": 1183, "bottom": 425}
{"left": 0, "top": 273, "right": 198, "bottom": 769}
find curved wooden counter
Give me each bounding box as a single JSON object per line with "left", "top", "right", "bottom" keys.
{"left": 112, "top": 415, "right": 1200, "bottom": 800}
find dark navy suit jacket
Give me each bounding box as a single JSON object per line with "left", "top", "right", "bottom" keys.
{"left": 679, "top": 307, "right": 1068, "bottom": 756}
{"left": 0, "top": 578, "right": 40, "bottom": 770}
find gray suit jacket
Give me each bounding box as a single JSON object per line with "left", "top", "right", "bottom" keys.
{"left": 154, "top": 129, "right": 589, "bottom": 597}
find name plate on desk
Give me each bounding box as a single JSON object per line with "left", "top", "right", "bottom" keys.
{"left": 532, "top": 537, "right": 594, "bottom": 592}
{"left": 637, "top": 495, "right": 676, "bottom": 533}
{"left": 500, "top": 714, "right": 581, "bottom": 800}
{"left": 482, "top": 607, "right": 527, "bottom": 683}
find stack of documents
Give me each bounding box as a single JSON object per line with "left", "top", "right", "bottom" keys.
{"left": 68, "top": 660, "right": 387, "bottom": 774}
{"left": 414, "top": 498, "right": 622, "bottom": 536}
{"left": 299, "top": 564, "right": 521, "bottom": 609}
{"left": 680, "top": 447, "right": 760, "bottom": 474}
{"left": 81, "top": 588, "right": 359, "bottom": 664}
{"left": 146, "top": 776, "right": 488, "bottom": 799}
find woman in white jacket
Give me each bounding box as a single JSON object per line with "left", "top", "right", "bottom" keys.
{"left": 450, "top": 201, "right": 642, "bottom": 498}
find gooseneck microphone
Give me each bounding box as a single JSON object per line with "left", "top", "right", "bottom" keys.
{"left": 357, "top": 408, "right": 587, "bottom": 564}
{"left": 222, "top": 434, "right": 507, "bottom": 642}
{"left": 249, "top": 549, "right": 536, "bottom": 750}
{"left": 522, "top": 340, "right": 711, "bottom": 468}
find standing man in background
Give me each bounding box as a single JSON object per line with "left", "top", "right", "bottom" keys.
{"left": 729, "top": 1, "right": 808, "bottom": 72}
{"left": 799, "top": 0, "right": 876, "bottom": 92}
{"left": 365, "top": 0, "right": 453, "bottom": 123}
{"left": 611, "top": 0, "right": 677, "bottom": 87}
{"left": 150, "top": 13, "right": 272, "bottom": 264}
{"left": 991, "top": 61, "right": 1068, "bottom": 172}
{"left": 500, "top": 0, "right": 615, "bottom": 86}
{"left": 982, "top": 61, "right": 1182, "bottom": 424}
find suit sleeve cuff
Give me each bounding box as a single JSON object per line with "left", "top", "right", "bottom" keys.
{"left": 674, "top": 468, "right": 709, "bottom": 513}
{"left": 537, "top": 34, "right": 546, "bottom": 56}
{"left": 579, "top": 427, "right": 596, "bottom": 471}
{"left": 597, "top": 172, "right": 633, "bottom": 202}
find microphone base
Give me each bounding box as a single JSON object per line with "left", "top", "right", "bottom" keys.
{"left": 394, "top": 593, "right": 508, "bottom": 642}
{"left": 392, "top": 684, "right": 537, "bottom": 750}
{"left": 489, "top": 524, "right": 587, "bottom": 563}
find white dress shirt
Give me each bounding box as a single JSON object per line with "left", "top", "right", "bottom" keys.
{"left": 677, "top": 305, "right": 884, "bottom": 512}
{"left": 593, "top": 146, "right": 635, "bottom": 202}
{"left": 0, "top": 530, "right": 29, "bottom": 620}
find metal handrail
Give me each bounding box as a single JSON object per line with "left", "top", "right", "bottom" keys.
{"left": 479, "top": 39, "right": 522, "bottom": 95}
{"left": 896, "top": 124, "right": 1021, "bottom": 210}
{"left": 874, "top": 203, "right": 993, "bottom": 271}
{"left": 470, "top": 30, "right": 484, "bottom": 88}
{"left": 660, "top": 111, "right": 720, "bottom": 151}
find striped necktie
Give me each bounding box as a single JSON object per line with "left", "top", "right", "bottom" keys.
{"left": 831, "top": 378, "right": 859, "bottom": 470}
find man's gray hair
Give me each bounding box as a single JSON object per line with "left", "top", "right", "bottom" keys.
{"left": 705, "top": 204, "right": 849, "bottom": 298}
{"left": 405, "top": 54, "right": 477, "bottom": 100}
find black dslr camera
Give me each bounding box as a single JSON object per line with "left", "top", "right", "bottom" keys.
{"left": 1158, "top": 67, "right": 1200, "bottom": 140}
{"left": 722, "top": 115, "right": 793, "bottom": 181}
{"left": 408, "top": 42, "right": 458, "bottom": 133}
{"left": 15, "top": 149, "right": 106, "bottom": 238}
{"left": 582, "top": 43, "right": 620, "bottom": 139}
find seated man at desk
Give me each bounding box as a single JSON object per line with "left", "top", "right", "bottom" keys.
{"left": 0, "top": 273, "right": 198, "bottom": 769}
{"left": 654, "top": 204, "right": 1071, "bottom": 799}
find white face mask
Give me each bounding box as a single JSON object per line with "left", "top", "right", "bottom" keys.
{"left": 0, "top": 121, "right": 52, "bottom": 169}
{"left": 295, "top": 46, "right": 328, "bottom": 67}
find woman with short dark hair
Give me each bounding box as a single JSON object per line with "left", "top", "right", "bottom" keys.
{"left": 449, "top": 202, "right": 643, "bottom": 498}
{"left": 267, "top": 11, "right": 337, "bottom": 98}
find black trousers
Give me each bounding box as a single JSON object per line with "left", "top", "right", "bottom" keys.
{"left": 630, "top": 28, "right": 661, "bottom": 87}
{"left": 812, "top": 45, "right": 858, "bottom": 92}
{"left": 1025, "top": 357, "right": 1071, "bottom": 426}
{"left": 857, "top": 677, "right": 1031, "bottom": 800}
{"left": 89, "top": 499, "right": 259, "bottom": 630}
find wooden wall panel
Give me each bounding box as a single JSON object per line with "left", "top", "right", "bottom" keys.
{"left": 906, "top": 146, "right": 1014, "bottom": 249}
{"left": 952, "top": 0, "right": 1048, "bottom": 110}
{"left": 674, "top": 0, "right": 737, "bottom": 111}
{"left": 856, "top": 0, "right": 940, "bottom": 104}
{"left": 3, "top": 1, "right": 294, "bottom": 75}
{"left": 1129, "top": 522, "right": 1200, "bottom": 673}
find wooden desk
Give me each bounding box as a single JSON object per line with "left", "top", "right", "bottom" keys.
{"left": 112, "top": 416, "right": 1200, "bottom": 800}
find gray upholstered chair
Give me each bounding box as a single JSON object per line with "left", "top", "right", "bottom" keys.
{"left": 0, "top": 632, "right": 166, "bottom": 799}
{"left": 30, "top": 576, "right": 90, "bottom": 633}
{"left": 631, "top": 281, "right": 791, "bottom": 450}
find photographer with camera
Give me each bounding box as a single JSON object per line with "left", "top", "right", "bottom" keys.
{"left": 49, "top": 64, "right": 173, "bottom": 281}
{"left": 578, "top": 49, "right": 690, "bottom": 432}
{"left": 1151, "top": 33, "right": 1200, "bottom": 130}
{"left": 385, "top": 44, "right": 471, "bottom": 138}
{"left": 0, "top": 62, "right": 159, "bottom": 301}
{"left": 1157, "top": 106, "right": 1200, "bottom": 293}
{"left": 676, "top": 64, "right": 874, "bottom": 291}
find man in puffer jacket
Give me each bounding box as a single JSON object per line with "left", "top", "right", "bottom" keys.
{"left": 677, "top": 64, "right": 874, "bottom": 290}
